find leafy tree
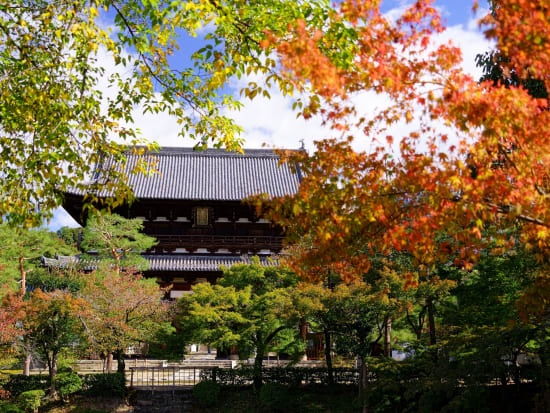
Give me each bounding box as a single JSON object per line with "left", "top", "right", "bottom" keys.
{"left": 21, "top": 289, "right": 88, "bottom": 398}
{"left": 177, "top": 260, "right": 301, "bottom": 390}
{"left": 0, "top": 0, "right": 355, "bottom": 226}
{"left": 439, "top": 250, "right": 542, "bottom": 386}
{"left": 254, "top": 0, "right": 550, "bottom": 316}
{"left": 80, "top": 212, "right": 157, "bottom": 274}
{"left": 0, "top": 289, "right": 23, "bottom": 348}
{"left": 0, "top": 225, "right": 76, "bottom": 295}
{"left": 80, "top": 268, "right": 171, "bottom": 373}
{"left": 26, "top": 270, "right": 83, "bottom": 294}
{"left": 56, "top": 227, "right": 83, "bottom": 251}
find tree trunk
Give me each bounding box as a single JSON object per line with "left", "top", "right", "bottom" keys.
{"left": 324, "top": 330, "right": 334, "bottom": 386}
{"left": 116, "top": 349, "right": 125, "bottom": 374}
{"left": 384, "top": 317, "right": 392, "bottom": 358}
{"left": 106, "top": 353, "right": 113, "bottom": 373}
{"left": 23, "top": 354, "right": 31, "bottom": 376}
{"left": 19, "top": 256, "right": 26, "bottom": 296}
{"left": 358, "top": 356, "right": 368, "bottom": 413}
{"left": 427, "top": 297, "right": 437, "bottom": 345}
{"left": 299, "top": 318, "right": 308, "bottom": 360}
{"left": 48, "top": 353, "right": 58, "bottom": 398}
{"left": 253, "top": 345, "right": 265, "bottom": 391}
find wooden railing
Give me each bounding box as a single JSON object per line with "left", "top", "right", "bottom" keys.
{"left": 153, "top": 234, "right": 284, "bottom": 249}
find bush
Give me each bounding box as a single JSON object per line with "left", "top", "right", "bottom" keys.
{"left": 193, "top": 380, "right": 221, "bottom": 407}
{"left": 3, "top": 376, "right": 48, "bottom": 397}
{"left": 81, "top": 373, "right": 126, "bottom": 397}
{"left": 0, "top": 402, "right": 24, "bottom": 413}
{"left": 54, "top": 372, "right": 82, "bottom": 400}
{"left": 259, "top": 383, "right": 290, "bottom": 412}
{"left": 199, "top": 366, "right": 358, "bottom": 387}
{"left": 17, "top": 390, "right": 44, "bottom": 413}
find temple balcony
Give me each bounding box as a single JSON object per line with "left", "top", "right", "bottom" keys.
{"left": 150, "top": 234, "right": 284, "bottom": 253}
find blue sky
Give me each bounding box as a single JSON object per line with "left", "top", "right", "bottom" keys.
{"left": 46, "top": 0, "right": 493, "bottom": 231}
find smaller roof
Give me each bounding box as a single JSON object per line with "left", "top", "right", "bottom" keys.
{"left": 42, "top": 254, "right": 278, "bottom": 272}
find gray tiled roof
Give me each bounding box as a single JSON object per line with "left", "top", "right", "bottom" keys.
{"left": 143, "top": 254, "right": 277, "bottom": 271}
{"left": 67, "top": 147, "right": 302, "bottom": 200}
{"left": 42, "top": 254, "right": 278, "bottom": 272}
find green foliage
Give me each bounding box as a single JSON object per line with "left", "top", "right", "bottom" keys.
{"left": 192, "top": 380, "right": 221, "bottom": 407}
{"left": 26, "top": 270, "right": 82, "bottom": 293}
{"left": 17, "top": 390, "right": 44, "bottom": 413}
{"left": 200, "top": 366, "right": 358, "bottom": 387}
{"left": 3, "top": 375, "right": 48, "bottom": 397}
{"left": 80, "top": 269, "right": 170, "bottom": 372}
{"left": 21, "top": 289, "right": 88, "bottom": 395}
{"left": 0, "top": 225, "right": 76, "bottom": 292}
{"left": 0, "top": 0, "right": 354, "bottom": 226}
{"left": 178, "top": 260, "right": 301, "bottom": 388}
{"left": 56, "top": 227, "right": 82, "bottom": 251}
{"left": 54, "top": 372, "right": 82, "bottom": 400}
{"left": 258, "top": 383, "right": 290, "bottom": 412}
{"left": 0, "top": 403, "right": 24, "bottom": 413}
{"left": 146, "top": 323, "right": 188, "bottom": 361}
{"left": 81, "top": 373, "right": 126, "bottom": 397}
{"left": 80, "top": 212, "right": 157, "bottom": 273}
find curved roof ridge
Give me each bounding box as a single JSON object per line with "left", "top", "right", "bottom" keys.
{"left": 142, "top": 146, "right": 282, "bottom": 158}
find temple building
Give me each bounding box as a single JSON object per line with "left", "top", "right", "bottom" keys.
{"left": 53, "top": 147, "right": 302, "bottom": 298}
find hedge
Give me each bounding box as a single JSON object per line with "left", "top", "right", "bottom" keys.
{"left": 3, "top": 376, "right": 48, "bottom": 397}
{"left": 3, "top": 373, "right": 125, "bottom": 399}
{"left": 81, "top": 373, "right": 126, "bottom": 397}
{"left": 199, "top": 366, "right": 358, "bottom": 387}
{"left": 192, "top": 381, "right": 221, "bottom": 407}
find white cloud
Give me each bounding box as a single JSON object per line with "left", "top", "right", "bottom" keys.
{"left": 222, "top": 8, "right": 493, "bottom": 154}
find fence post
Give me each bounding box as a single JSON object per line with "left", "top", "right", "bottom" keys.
{"left": 172, "top": 367, "right": 175, "bottom": 399}
{"left": 130, "top": 368, "right": 134, "bottom": 389}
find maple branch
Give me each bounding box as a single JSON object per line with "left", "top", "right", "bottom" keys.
{"left": 110, "top": 2, "right": 204, "bottom": 115}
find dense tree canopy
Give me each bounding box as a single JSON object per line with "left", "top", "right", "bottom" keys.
{"left": 177, "top": 260, "right": 301, "bottom": 389}
{"left": 21, "top": 289, "right": 89, "bottom": 396}
{"left": 257, "top": 0, "right": 550, "bottom": 313}
{"left": 0, "top": 0, "right": 355, "bottom": 227}
{"left": 80, "top": 268, "right": 170, "bottom": 373}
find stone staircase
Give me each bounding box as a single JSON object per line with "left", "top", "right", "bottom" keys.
{"left": 131, "top": 389, "right": 193, "bottom": 413}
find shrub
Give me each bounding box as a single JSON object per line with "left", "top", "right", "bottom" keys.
{"left": 81, "top": 373, "right": 126, "bottom": 397}
{"left": 3, "top": 376, "right": 48, "bottom": 397}
{"left": 54, "top": 372, "right": 82, "bottom": 400}
{"left": 17, "top": 390, "right": 44, "bottom": 413}
{"left": 0, "top": 402, "right": 24, "bottom": 413}
{"left": 193, "top": 380, "right": 221, "bottom": 407}
{"left": 199, "top": 366, "right": 358, "bottom": 387}
{"left": 259, "top": 383, "right": 290, "bottom": 412}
